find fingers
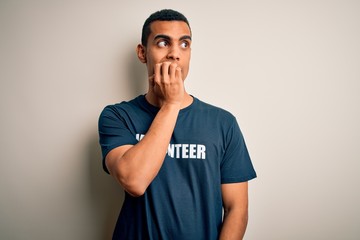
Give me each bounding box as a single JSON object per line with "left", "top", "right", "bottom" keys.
{"left": 152, "top": 62, "right": 184, "bottom": 105}
{"left": 154, "top": 62, "right": 174, "bottom": 84}
{"left": 154, "top": 63, "right": 161, "bottom": 84}
{"left": 155, "top": 62, "right": 181, "bottom": 81}
{"left": 169, "top": 63, "right": 182, "bottom": 81}
{"left": 175, "top": 66, "right": 182, "bottom": 80}
{"left": 161, "top": 62, "right": 171, "bottom": 78}
{"left": 169, "top": 62, "right": 178, "bottom": 79}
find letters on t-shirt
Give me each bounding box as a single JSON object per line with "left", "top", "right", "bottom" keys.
{"left": 135, "top": 133, "right": 206, "bottom": 160}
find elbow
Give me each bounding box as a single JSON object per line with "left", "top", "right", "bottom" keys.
{"left": 123, "top": 183, "right": 147, "bottom": 197}
{"left": 223, "top": 206, "right": 249, "bottom": 223}
{"left": 108, "top": 158, "right": 149, "bottom": 197}
{"left": 105, "top": 146, "right": 148, "bottom": 197}
{"left": 115, "top": 172, "right": 148, "bottom": 197}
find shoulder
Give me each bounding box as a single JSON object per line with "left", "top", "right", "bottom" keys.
{"left": 193, "top": 97, "right": 236, "bottom": 122}
{"left": 100, "top": 95, "right": 143, "bottom": 118}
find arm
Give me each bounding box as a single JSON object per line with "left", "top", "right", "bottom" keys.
{"left": 105, "top": 62, "right": 184, "bottom": 197}
{"left": 219, "top": 182, "right": 249, "bottom": 240}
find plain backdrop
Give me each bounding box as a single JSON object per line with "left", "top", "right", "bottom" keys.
{"left": 1, "top": 1, "right": 359, "bottom": 239}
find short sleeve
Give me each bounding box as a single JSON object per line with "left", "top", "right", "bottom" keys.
{"left": 98, "top": 105, "right": 138, "bottom": 173}
{"left": 220, "top": 118, "right": 257, "bottom": 183}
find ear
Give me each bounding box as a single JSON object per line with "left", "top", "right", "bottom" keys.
{"left": 136, "top": 44, "right": 147, "bottom": 63}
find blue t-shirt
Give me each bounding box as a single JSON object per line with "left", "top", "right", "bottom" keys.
{"left": 98, "top": 95, "right": 257, "bottom": 240}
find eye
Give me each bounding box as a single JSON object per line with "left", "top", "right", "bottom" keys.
{"left": 180, "top": 41, "right": 189, "bottom": 48}
{"left": 157, "top": 41, "right": 168, "bottom": 47}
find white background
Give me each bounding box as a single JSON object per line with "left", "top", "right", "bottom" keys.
{"left": 1, "top": 1, "right": 359, "bottom": 239}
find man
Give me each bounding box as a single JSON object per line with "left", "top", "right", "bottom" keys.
{"left": 98, "top": 9, "right": 256, "bottom": 240}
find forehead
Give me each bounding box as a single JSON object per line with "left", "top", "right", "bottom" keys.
{"left": 149, "top": 21, "right": 191, "bottom": 38}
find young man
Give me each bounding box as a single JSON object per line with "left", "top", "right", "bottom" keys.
{"left": 98, "top": 9, "right": 256, "bottom": 240}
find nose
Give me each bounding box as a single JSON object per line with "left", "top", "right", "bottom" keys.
{"left": 166, "top": 45, "right": 180, "bottom": 61}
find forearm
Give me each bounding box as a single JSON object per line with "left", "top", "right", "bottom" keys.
{"left": 108, "top": 61, "right": 185, "bottom": 196}
{"left": 113, "top": 102, "right": 181, "bottom": 196}
{"left": 219, "top": 208, "right": 248, "bottom": 240}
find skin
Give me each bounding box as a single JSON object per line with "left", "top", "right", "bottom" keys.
{"left": 105, "top": 20, "right": 249, "bottom": 239}
{"left": 220, "top": 182, "right": 249, "bottom": 240}
{"left": 138, "top": 20, "right": 193, "bottom": 108}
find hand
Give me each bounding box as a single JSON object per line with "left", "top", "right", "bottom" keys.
{"left": 150, "top": 62, "right": 184, "bottom": 107}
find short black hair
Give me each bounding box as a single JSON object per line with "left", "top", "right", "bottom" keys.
{"left": 141, "top": 9, "right": 191, "bottom": 46}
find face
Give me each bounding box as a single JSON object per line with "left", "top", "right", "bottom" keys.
{"left": 137, "top": 21, "right": 192, "bottom": 80}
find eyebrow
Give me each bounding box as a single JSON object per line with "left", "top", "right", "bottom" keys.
{"left": 153, "top": 34, "right": 192, "bottom": 41}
